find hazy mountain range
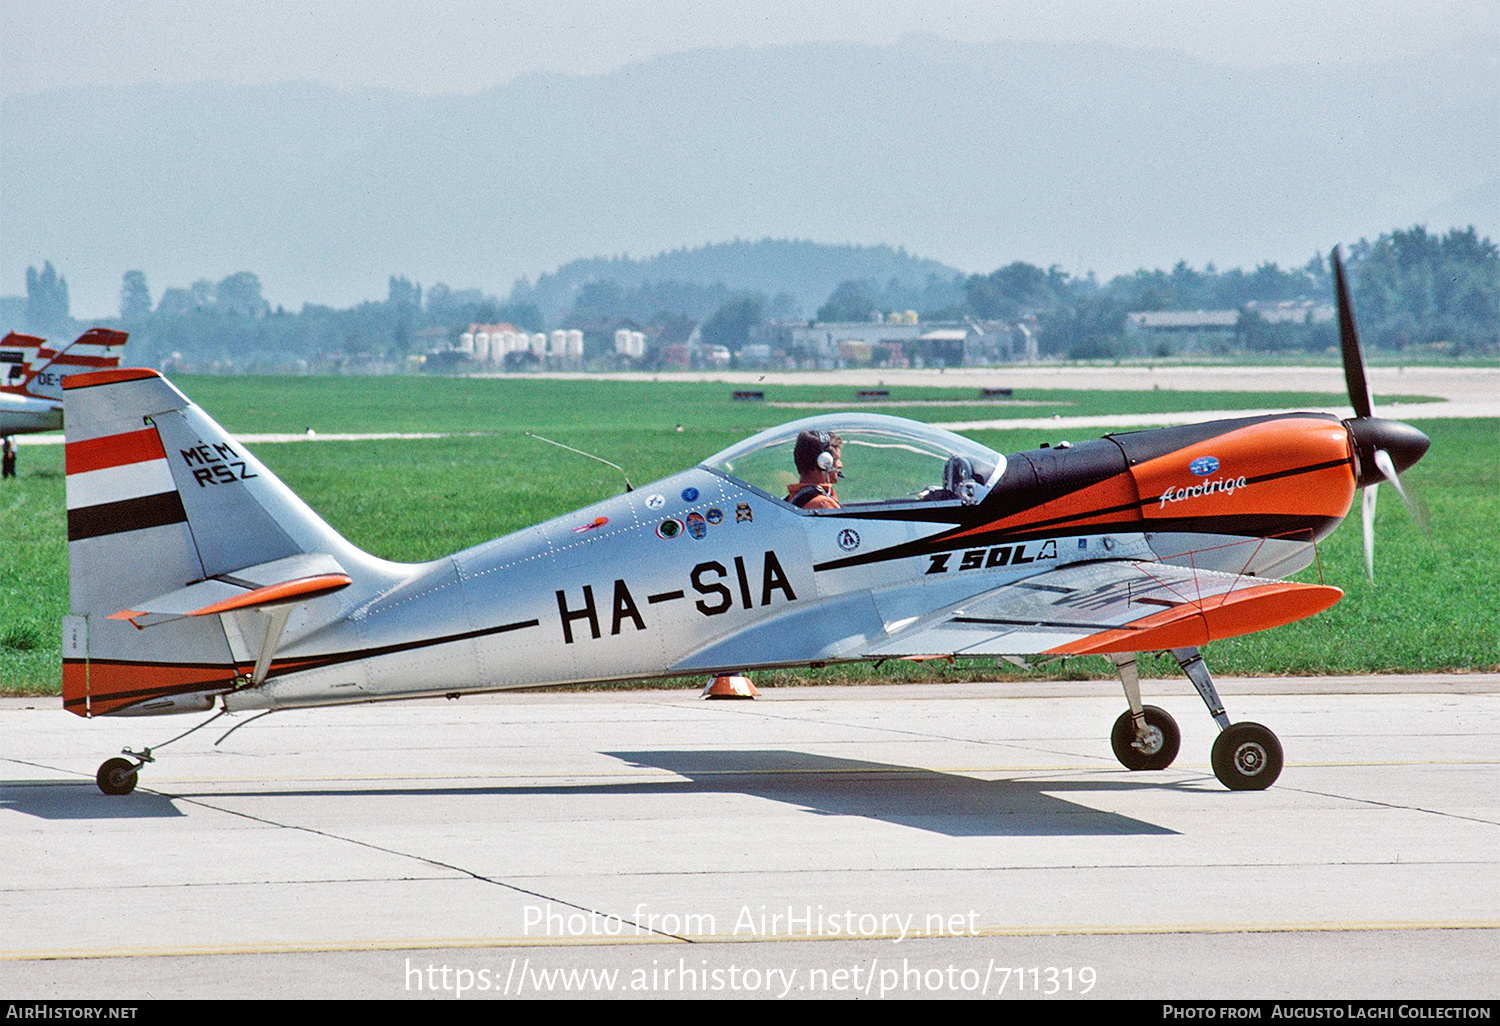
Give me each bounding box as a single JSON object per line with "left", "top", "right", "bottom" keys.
{"left": 2, "top": 35, "right": 1495, "bottom": 317}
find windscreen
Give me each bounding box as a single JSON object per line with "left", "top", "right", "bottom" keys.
{"left": 704, "top": 415, "right": 1003, "bottom": 508}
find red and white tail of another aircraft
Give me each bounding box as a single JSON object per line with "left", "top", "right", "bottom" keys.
{"left": 0, "top": 329, "right": 129, "bottom": 434}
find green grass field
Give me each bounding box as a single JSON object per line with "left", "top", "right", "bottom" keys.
{"left": 1, "top": 376, "right": 1493, "bottom": 694}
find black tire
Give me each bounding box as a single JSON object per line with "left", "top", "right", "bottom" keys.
{"left": 97, "top": 757, "right": 138, "bottom": 796}
{"left": 1211, "top": 722, "right": 1283, "bottom": 791}
{"left": 1110, "top": 705, "right": 1181, "bottom": 770}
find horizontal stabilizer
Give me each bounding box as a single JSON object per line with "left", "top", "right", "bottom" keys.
{"left": 109, "top": 553, "right": 350, "bottom": 628}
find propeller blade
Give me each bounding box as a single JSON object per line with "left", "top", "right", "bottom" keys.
{"left": 1361, "top": 483, "right": 1378, "bottom": 582}
{"left": 1332, "top": 246, "right": 1374, "bottom": 420}
{"left": 1373, "top": 447, "right": 1430, "bottom": 531}
{"left": 1372, "top": 448, "right": 1407, "bottom": 501}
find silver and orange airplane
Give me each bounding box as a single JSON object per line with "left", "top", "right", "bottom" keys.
{"left": 61, "top": 252, "right": 1428, "bottom": 795}
{"left": 1, "top": 328, "right": 129, "bottom": 435}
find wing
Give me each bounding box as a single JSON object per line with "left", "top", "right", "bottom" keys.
{"left": 865, "top": 560, "right": 1342, "bottom": 657}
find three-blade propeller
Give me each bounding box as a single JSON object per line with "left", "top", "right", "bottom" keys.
{"left": 1332, "top": 246, "right": 1429, "bottom": 581}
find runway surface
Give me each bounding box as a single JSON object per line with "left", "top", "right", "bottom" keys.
{"left": 3, "top": 675, "right": 1496, "bottom": 999}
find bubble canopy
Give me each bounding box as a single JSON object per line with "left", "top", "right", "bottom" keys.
{"left": 702, "top": 413, "right": 1006, "bottom": 509}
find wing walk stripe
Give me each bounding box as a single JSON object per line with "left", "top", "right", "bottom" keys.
{"left": 66, "top": 491, "right": 188, "bottom": 541}
{"left": 950, "top": 616, "right": 1122, "bottom": 630}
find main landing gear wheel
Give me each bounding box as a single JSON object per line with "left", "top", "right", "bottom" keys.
{"left": 96, "top": 757, "right": 139, "bottom": 796}
{"left": 1211, "top": 722, "right": 1283, "bottom": 791}
{"left": 1110, "top": 705, "right": 1181, "bottom": 771}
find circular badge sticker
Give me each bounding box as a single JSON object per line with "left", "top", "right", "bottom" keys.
{"left": 837, "top": 528, "right": 861, "bottom": 551}
{"left": 656, "top": 518, "right": 683, "bottom": 539}
{"left": 645, "top": 493, "right": 666, "bottom": 509}
{"left": 681, "top": 487, "right": 700, "bottom": 502}
{"left": 706, "top": 507, "right": 724, "bottom": 525}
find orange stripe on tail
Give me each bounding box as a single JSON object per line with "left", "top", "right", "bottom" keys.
{"left": 65, "top": 428, "right": 167, "bottom": 474}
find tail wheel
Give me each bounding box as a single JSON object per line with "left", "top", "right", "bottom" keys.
{"left": 1211, "top": 722, "right": 1283, "bottom": 791}
{"left": 96, "top": 757, "right": 139, "bottom": 796}
{"left": 1110, "top": 705, "right": 1181, "bottom": 770}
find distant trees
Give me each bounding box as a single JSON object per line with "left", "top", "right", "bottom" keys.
{"left": 155, "top": 286, "right": 200, "bottom": 316}
{"left": 555, "top": 279, "right": 756, "bottom": 325}
{"left": 518, "top": 239, "right": 958, "bottom": 324}
{"left": 11, "top": 226, "right": 1492, "bottom": 371}
{"left": 570, "top": 280, "right": 626, "bottom": 321}
{"left": 1348, "top": 227, "right": 1499, "bottom": 353}
{"left": 963, "top": 263, "right": 1066, "bottom": 319}
{"left": 387, "top": 275, "right": 422, "bottom": 310}
{"left": 491, "top": 303, "right": 543, "bottom": 332}
{"left": 214, "top": 272, "right": 269, "bottom": 319}
{"left": 814, "top": 274, "right": 967, "bottom": 322}
{"left": 25, "top": 261, "right": 69, "bottom": 331}
{"left": 805, "top": 227, "right": 1495, "bottom": 357}
{"left": 424, "top": 283, "right": 488, "bottom": 323}
{"left": 816, "top": 281, "right": 878, "bottom": 322}
{"left": 701, "top": 295, "right": 764, "bottom": 350}
{"left": 120, "top": 271, "right": 152, "bottom": 319}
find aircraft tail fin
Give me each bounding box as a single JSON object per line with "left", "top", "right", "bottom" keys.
{"left": 3, "top": 328, "right": 128, "bottom": 400}
{"left": 61, "top": 368, "right": 387, "bottom": 717}
{"left": 1, "top": 331, "right": 46, "bottom": 391}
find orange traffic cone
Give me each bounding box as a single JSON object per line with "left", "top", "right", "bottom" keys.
{"left": 702, "top": 674, "right": 759, "bottom": 699}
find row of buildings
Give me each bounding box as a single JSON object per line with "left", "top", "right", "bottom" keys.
{"left": 426, "top": 299, "right": 1336, "bottom": 371}
{"left": 432, "top": 315, "right": 1038, "bottom": 371}
{"left": 1124, "top": 300, "right": 1336, "bottom": 349}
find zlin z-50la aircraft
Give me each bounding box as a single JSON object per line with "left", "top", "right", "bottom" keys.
{"left": 62, "top": 251, "right": 1427, "bottom": 795}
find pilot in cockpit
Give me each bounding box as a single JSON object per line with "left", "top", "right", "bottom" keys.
{"left": 788, "top": 430, "right": 842, "bottom": 509}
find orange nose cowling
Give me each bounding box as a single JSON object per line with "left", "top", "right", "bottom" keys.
{"left": 1131, "top": 417, "right": 1357, "bottom": 524}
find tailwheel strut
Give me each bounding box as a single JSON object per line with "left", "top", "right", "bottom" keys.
{"left": 94, "top": 708, "right": 230, "bottom": 796}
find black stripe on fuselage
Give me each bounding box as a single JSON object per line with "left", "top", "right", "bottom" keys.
{"left": 261, "top": 616, "right": 543, "bottom": 678}
{"left": 814, "top": 511, "right": 1339, "bottom": 572}
{"left": 65, "top": 616, "right": 548, "bottom": 712}
{"left": 66, "top": 491, "right": 189, "bottom": 541}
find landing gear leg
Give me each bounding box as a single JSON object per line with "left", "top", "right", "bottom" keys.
{"left": 1108, "top": 653, "right": 1180, "bottom": 770}
{"left": 1171, "top": 647, "right": 1283, "bottom": 791}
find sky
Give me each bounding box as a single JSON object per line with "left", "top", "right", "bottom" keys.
{"left": 4, "top": 0, "right": 1496, "bottom": 98}
{"left": 3, "top": 1, "right": 1496, "bottom": 316}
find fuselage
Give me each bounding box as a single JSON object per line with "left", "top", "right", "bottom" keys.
{"left": 0, "top": 391, "right": 63, "bottom": 434}
{"left": 222, "top": 411, "right": 1359, "bottom": 713}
